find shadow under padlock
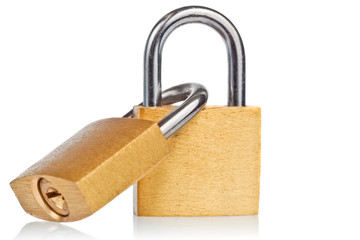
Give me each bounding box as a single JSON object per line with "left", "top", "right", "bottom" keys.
{"left": 133, "top": 216, "right": 259, "bottom": 240}
{"left": 134, "top": 6, "right": 261, "bottom": 216}
{"left": 14, "top": 222, "right": 97, "bottom": 240}
{"left": 10, "top": 83, "right": 207, "bottom": 222}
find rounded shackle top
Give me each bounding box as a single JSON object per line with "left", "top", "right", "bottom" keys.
{"left": 144, "top": 6, "right": 246, "bottom": 107}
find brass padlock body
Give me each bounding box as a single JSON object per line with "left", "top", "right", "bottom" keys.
{"left": 10, "top": 83, "right": 207, "bottom": 222}
{"left": 134, "top": 106, "right": 261, "bottom": 216}
{"left": 11, "top": 118, "right": 171, "bottom": 222}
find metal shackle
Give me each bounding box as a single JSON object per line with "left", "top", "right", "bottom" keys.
{"left": 126, "top": 83, "right": 207, "bottom": 139}
{"left": 144, "top": 6, "right": 246, "bottom": 107}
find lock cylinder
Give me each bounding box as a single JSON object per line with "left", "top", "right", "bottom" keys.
{"left": 37, "top": 178, "right": 69, "bottom": 217}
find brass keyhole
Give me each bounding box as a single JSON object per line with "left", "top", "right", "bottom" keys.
{"left": 38, "top": 178, "right": 69, "bottom": 217}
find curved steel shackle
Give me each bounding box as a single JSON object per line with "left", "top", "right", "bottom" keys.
{"left": 144, "top": 6, "right": 246, "bottom": 107}
{"left": 125, "top": 83, "right": 207, "bottom": 139}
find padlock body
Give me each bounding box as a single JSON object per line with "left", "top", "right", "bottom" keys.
{"left": 11, "top": 118, "right": 171, "bottom": 222}
{"left": 134, "top": 106, "right": 261, "bottom": 216}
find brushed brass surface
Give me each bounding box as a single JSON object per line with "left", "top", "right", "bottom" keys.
{"left": 10, "top": 118, "right": 171, "bottom": 222}
{"left": 134, "top": 106, "right": 261, "bottom": 216}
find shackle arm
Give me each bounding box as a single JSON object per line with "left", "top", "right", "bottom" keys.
{"left": 144, "top": 6, "right": 246, "bottom": 107}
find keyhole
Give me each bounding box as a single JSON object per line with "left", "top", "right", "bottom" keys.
{"left": 38, "top": 178, "right": 69, "bottom": 217}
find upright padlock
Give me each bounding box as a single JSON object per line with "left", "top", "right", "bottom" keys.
{"left": 135, "top": 6, "right": 261, "bottom": 216}
{"left": 10, "top": 83, "right": 207, "bottom": 222}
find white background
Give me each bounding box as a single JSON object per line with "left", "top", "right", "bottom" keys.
{"left": 1, "top": 0, "right": 360, "bottom": 239}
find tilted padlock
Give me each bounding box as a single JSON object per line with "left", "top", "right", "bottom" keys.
{"left": 10, "top": 83, "right": 207, "bottom": 222}
{"left": 134, "top": 6, "right": 261, "bottom": 216}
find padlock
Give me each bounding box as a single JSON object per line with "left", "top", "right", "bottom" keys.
{"left": 134, "top": 6, "right": 261, "bottom": 216}
{"left": 10, "top": 83, "right": 207, "bottom": 222}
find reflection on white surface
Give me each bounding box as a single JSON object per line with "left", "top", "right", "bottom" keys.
{"left": 14, "top": 222, "right": 97, "bottom": 240}
{"left": 133, "top": 215, "right": 259, "bottom": 240}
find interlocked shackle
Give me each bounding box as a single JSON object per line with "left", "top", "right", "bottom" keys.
{"left": 144, "top": 6, "right": 246, "bottom": 107}
{"left": 125, "top": 83, "right": 207, "bottom": 138}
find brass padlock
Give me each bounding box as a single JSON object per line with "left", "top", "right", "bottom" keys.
{"left": 10, "top": 83, "right": 207, "bottom": 222}
{"left": 134, "top": 6, "right": 261, "bottom": 216}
